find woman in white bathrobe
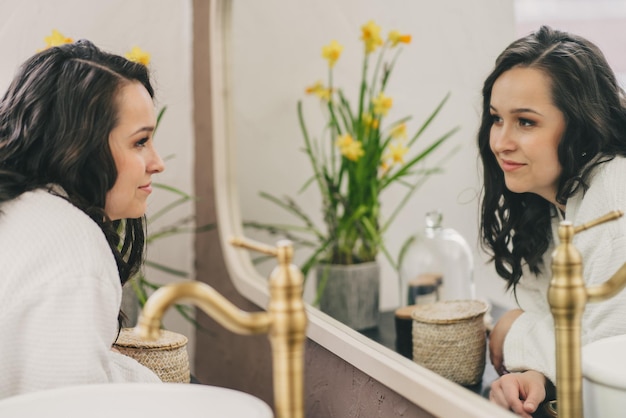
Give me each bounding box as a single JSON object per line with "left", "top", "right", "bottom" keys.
{"left": 478, "top": 26, "right": 626, "bottom": 417}
{"left": 0, "top": 39, "right": 165, "bottom": 399}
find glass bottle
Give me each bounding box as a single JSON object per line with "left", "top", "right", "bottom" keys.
{"left": 437, "top": 216, "right": 475, "bottom": 301}
{"left": 398, "top": 211, "right": 443, "bottom": 306}
{"left": 399, "top": 210, "right": 475, "bottom": 306}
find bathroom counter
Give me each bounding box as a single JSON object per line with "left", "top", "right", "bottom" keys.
{"left": 359, "top": 306, "right": 502, "bottom": 397}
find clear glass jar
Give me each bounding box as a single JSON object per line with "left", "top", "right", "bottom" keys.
{"left": 398, "top": 210, "right": 474, "bottom": 306}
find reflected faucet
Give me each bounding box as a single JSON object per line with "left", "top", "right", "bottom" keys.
{"left": 137, "top": 237, "right": 307, "bottom": 418}
{"left": 548, "top": 210, "right": 626, "bottom": 418}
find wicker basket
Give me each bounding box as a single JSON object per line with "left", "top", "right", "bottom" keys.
{"left": 114, "top": 328, "right": 190, "bottom": 383}
{"left": 411, "top": 299, "right": 488, "bottom": 386}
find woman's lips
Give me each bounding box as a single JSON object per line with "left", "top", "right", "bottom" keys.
{"left": 139, "top": 183, "right": 153, "bottom": 193}
{"left": 499, "top": 159, "right": 525, "bottom": 172}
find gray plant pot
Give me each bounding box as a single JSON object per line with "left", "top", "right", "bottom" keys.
{"left": 316, "top": 262, "right": 380, "bottom": 331}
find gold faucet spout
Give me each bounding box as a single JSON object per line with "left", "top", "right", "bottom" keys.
{"left": 136, "top": 237, "right": 307, "bottom": 418}
{"left": 137, "top": 281, "right": 271, "bottom": 341}
{"left": 549, "top": 210, "right": 624, "bottom": 418}
{"left": 587, "top": 261, "right": 626, "bottom": 303}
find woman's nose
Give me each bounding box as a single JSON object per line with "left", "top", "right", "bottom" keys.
{"left": 490, "top": 125, "right": 516, "bottom": 154}
{"left": 149, "top": 148, "right": 165, "bottom": 174}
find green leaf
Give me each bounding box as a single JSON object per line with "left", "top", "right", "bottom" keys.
{"left": 153, "top": 182, "right": 194, "bottom": 199}
{"left": 408, "top": 93, "right": 451, "bottom": 147}
{"left": 381, "top": 126, "right": 459, "bottom": 189}
{"left": 258, "top": 191, "right": 325, "bottom": 241}
{"left": 144, "top": 259, "right": 189, "bottom": 277}
{"left": 154, "top": 106, "right": 167, "bottom": 136}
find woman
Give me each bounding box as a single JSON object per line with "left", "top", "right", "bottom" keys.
{"left": 478, "top": 26, "right": 626, "bottom": 416}
{"left": 0, "top": 39, "right": 165, "bottom": 399}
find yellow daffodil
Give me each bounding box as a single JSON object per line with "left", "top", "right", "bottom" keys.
{"left": 372, "top": 93, "right": 392, "bottom": 116}
{"left": 386, "top": 142, "right": 409, "bottom": 165}
{"left": 390, "top": 123, "right": 407, "bottom": 140}
{"left": 43, "top": 29, "right": 73, "bottom": 49}
{"left": 125, "top": 46, "right": 151, "bottom": 66}
{"left": 305, "top": 81, "right": 332, "bottom": 101}
{"left": 341, "top": 140, "right": 365, "bottom": 162}
{"left": 322, "top": 40, "right": 343, "bottom": 68}
{"left": 388, "top": 30, "right": 412, "bottom": 47}
{"left": 336, "top": 134, "right": 364, "bottom": 162}
{"left": 379, "top": 160, "right": 391, "bottom": 176}
{"left": 336, "top": 133, "right": 354, "bottom": 149}
{"left": 361, "top": 20, "right": 383, "bottom": 54}
{"left": 362, "top": 112, "right": 379, "bottom": 130}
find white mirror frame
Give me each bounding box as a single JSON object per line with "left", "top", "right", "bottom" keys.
{"left": 208, "top": 1, "right": 514, "bottom": 416}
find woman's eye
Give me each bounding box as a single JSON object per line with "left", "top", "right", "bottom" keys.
{"left": 490, "top": 114, "right": 502, "bottom": 124}
{"left": 519, "top": 118, "right": 534, "bottom": 127}
{"left": 135, "top": 137, "right": 149, "bottom": 148}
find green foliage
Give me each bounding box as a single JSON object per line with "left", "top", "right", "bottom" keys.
{"left": 126, "top": 106, "right": 214, "bottom": 328}
{"left": 130, "top": 182, "right": 214, "bottom": 328}
{"left": 247, "top": 23, "right": 459, "bottom": 288}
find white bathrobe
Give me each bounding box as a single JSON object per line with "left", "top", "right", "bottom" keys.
{"left": 503, "top": 156, "right": 626, "bottom": 384}
{"left": 0, "top": 189, "right": 160, "bottom": 400}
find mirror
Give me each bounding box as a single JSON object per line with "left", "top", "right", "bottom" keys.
{"left": 211, "top": 0, "right": 516, "bottom": 415}
{"left": 231, "top": 2, "right": 513, "bottom": 339}
{"left": 230, "top": 1, "right": 512, "bottom": 309}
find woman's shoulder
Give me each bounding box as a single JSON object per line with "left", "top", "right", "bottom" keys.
{"left": 583, "top": 156, "right": 626, "bottom": 195}
{"left": 573, "top": 156, "right": 626, "bottom": 234}
{"left": 593, "top": 155, "right": 626, "bottom": 177}
{"left": 3, "top": 188, "right": 94, "bottom": 228}
{"left": 0, "top": 188, "right": 114, "bottom": 267}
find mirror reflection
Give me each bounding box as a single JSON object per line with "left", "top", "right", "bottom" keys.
{"left": 232, "top": 0, "right": 509, "bottom": 308}
{"left": 232, "top": 1, "right": 511, "bottom": 329}
{"left": 231, "top": 0, "right": 626, "bottom": 406}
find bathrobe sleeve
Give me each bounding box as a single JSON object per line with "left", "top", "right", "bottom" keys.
{"left": 502, "top": 157, "right": 626, "bottom": 384}
{"left": 0, "top": 191, "right": 160, "bottom": 400}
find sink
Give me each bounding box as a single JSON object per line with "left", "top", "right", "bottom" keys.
{"left": 0, "top": 383, "right": 273, "bottom": 418}
{"left": 582, "top": 334, "right": 626, "bottom": 418}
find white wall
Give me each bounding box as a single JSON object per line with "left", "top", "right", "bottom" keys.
{"left": 232, "top": 0, "right": 518, "bottom": 311}
{"left": 0, "top": 1, "right": 196, "bottom": 365}
{"left": 515, "top": 0, "right": 626, "bottom": 81}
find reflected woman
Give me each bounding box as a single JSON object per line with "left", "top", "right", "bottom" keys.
{"left": 478, "top": 26, "right": 626, "bottom": 417}
{"left": 0, "top": 39, "right": 165, "bottom": 399}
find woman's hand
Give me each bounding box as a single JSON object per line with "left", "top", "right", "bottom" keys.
{"left": 489, "top": 370, "right": 547, "bottom": 417}
{"left": 489, "top": 308, "right": 523, "bottom": 375}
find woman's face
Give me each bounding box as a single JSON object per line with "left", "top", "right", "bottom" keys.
{"left": 105, "top": 82, "right": 164, "bottom": 220}
{"left": 489, "top": 66, "right": 566, "bottom": 206}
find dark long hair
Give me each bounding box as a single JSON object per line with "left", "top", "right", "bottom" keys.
{"left": 0, "top": 39, "right": 154, "bottom": 287}
{"left": 478, "top": 26, "right": 626, "bottom": 288}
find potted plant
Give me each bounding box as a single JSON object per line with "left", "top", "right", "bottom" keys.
{"left": 246, "top": 21, "right": 458, "bottom": 330}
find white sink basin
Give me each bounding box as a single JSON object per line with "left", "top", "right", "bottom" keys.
{"left": 583, "top": 334, "right": 626, "bottom": 418}
{"left": 0, "top": 383, "right": 273, "bottom": 418}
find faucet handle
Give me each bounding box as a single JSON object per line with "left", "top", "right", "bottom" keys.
{"left": 557, "top": 210, "right": 623, "bottom": 244}
{"left": 554, "top": 210, "right": 623, "bottom": 262}
{"left": 230, "top": 236, "right": 295, "bottom": 265}
{"left": 573, "top": 210, "right": 623, "bottom": 234}
{"left": 230, "top": 236, "right": 278, "bottom": 257}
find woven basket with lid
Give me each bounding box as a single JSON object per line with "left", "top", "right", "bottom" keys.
{"left": 114, "top": 328, "right": 190, "bottom": 383}
{"left": 411, "top": 299, "right": 488, "bottom": 386}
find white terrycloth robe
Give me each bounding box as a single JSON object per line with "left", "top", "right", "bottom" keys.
{"left": 503, "top": 156, "right": 626, "bottom": 384}
{"left": 0, "top": 189, "right": 160, "bottom": 400}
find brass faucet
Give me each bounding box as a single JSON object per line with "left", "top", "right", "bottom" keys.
{"left": 136, "top": 237, "right": 307, "bottom": 418}
{"left": 548, "top": 210, "right": 626, "bottom": 418}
